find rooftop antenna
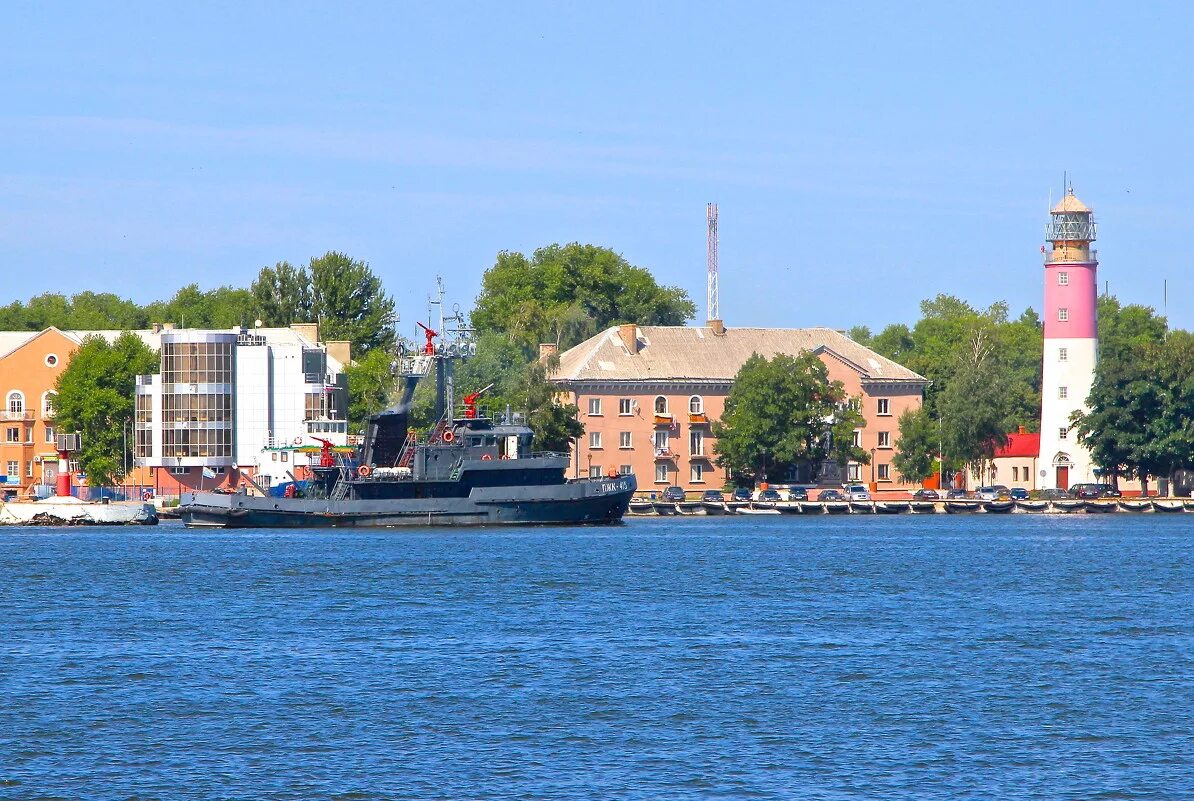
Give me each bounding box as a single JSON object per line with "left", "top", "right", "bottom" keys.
{"left": 706, "top": 202, "right": 719, "bottom": 322}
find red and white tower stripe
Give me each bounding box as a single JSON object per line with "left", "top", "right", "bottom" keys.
{"left": 1038, "top": 187, "right": 1098, "bottom": 490}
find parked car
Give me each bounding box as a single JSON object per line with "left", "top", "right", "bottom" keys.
{"left": 819, "top": 489, "right": 845, "bottom": 501}
{"left": 845, "top": 484, "right": 871, "bottom": 501}
{"left": 1038, "top": 487, "right": 1069, "bottom": 500}
{"left": 662, "top": 486, "right": 686, "bottom": 502}
{"left": 911, "top": 488, "right": 940, "bottom": 500}
{"left": 1069, "top": 483, "right": 1121, "bottom": 499}
{"left": 701, "top": 489, "right": 725, "bottom": 503}
{"left": 1009, "top": 487, "right": 1030, "bottom": 500}
{"left": 787, "top": 487, "right": 808, "bottom": 501}
{"left": 945, "top": 488, "right": 970, "bottom": 499}
{"left": 976, "top": 485, "right": 1010, "bottom": 501}
{"left": 731, "top": 487, "right": 752, "bottom": 502}
{"left": 758, "top": 488, "right": 783, "bottom": 502}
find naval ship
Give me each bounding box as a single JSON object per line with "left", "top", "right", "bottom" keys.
{"left": 179, "top": 316, "right": 635, "bottom": 528}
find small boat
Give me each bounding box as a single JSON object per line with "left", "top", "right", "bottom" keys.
{"left": 676, "top": 501, "right": 706, "bottom": 515}
{"left": 850, "top": 501, "right": 875, "bottom": 514}
{"left": 823, "top": 501, "right": 851, "bottom": 515}
{"left": 628, "top": 500, "right": 656, "bottom": 515}
{"left": 726, "top": 501, "right": 748, "bottom": 513}
{"left": 1052, "top": 499, "right": 1085, "bottom": 513}
{"left": 1118, "top": 500, "right": 1151, "bottom": 512}
{"left": 1152, "top": 501, "right": 1184, "bottom": 513}
{"left": 1015, "top": 499, "right": 1050, "bottom": 512}
{"left": 776, "top": 501, "right": 803, "bottom": 515}
{"left": 909, "top": 501, "right": 937, "bottom": 514}
{"left": 945, "top": 501, "right": 980, "bottom": 513}
{"left": 652, "top": 502, "right": 678, "bottom": 516}
{"left": 983, "top": 500, "right": 1015, "bottom": 514}
{"left": 799, "top": 501, "right": 824, "bottom": 515}
{"left": 1184, "top": 501, "right": 1194, "bottom": 512}
{"left": 701, "top": 502, "right": 728, "bottom": 515}
{"left": 752, "top": 501, "right": 778, "bottom": 511}
{"left": 874, "top": 502, "right": 907, "bottom": 514}
{"left": 738, "top": 504, "right": 781, "bottom": 515}
{"left": 1084, "top": 501, "right": 1116, "bottom": 513}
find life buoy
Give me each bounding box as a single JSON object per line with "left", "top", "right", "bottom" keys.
{"left": 501, "top": 455, "right": 511, "bottom": 460}
{"left": 357, "top": 465, "right": 371, "bottom": 477}
{"left": 292, "top": 436, "right": 303, "bottom": 446}
{"left": 442, "top": 430, "right": 455, "bottom": 443}
{"left": 481, "top": 454, "right": 493, "bottom": 461}
{"left": 142, "top": 489, "right": 154, "bottom": 501}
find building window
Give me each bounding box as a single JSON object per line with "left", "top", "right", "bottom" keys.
{"left": 26, "top": 460, "right": 33, "bottom": 477}
{"left": 1012, "top": 466, "right": 1019, "bottom": 481}
{"left": 618, "top": 398, "right": 633, "bottom": 416}
{"left": 654, "top": 396, "right": 668, "bottom": 415}
{"left": 6, "top": 460, "right": 18, "bottom": 478}
{"left": 654, "top": 430, "right": 668, "bottom": 451}
{"left": 589, "top": 431, "right": 602, "bottom": 449}
{"left": 877, "top": 464, "right": 890, "bottom": 481}
{"left": 1059, "top": 386, "right": 1068, "bottom": 399}
{"left": 587, "top": 398, "right": 602, "bottom": 416}
{"left": 655, "top": 464, "right": 668, "bottom": 483}
{"left": 689, "top": 396, "right": 703, "bottom": 414}
{"left": 169, "top": 467, "right": 188, "bottom": 476}
{"left": 619, "top": 464, "right": 632, "bottom": 475}
{"left": 161, "top": 340, "right": 233, "bottom": 385}
{"left": 23, "top": 427, "right": 32, "bottom": 444}
{"left": 44, "top": 353, "right": 58, "bottom": 367}
{"left": 690, "top": 430, "right": 704, "bottom": 455}
{"left": 1024, "top": 463, "right": 1030, "bottom": 478}
{"left": 619, "top": 431, "right": 632, "bottom": 449}
{"left": 589, "top": 465, "right": 603, "bottom": 478}
{"left": 1059, "top": 347, "right": 1068, "bottom": 361}
{"left": 5, "top": 427, "right": 17, "bottom": 443}
{"left": 1058, "top": 308, "right": 1069, "bottom": 322}
{"left": 41, "top": 391, "right": 57, "bottom": 417}
{"left": 1058, "top": 272, "right": 1069, "bottom": 286}
{"left": 878, "top": 431, "right": 891, "bottom": 448}
{"left": 691, "top": 463, "right": 705, "bottom": 483}
{"left": 45, "top": 425, "right": 55, "bottom": 444}
{"left": 1059, "top": 427, "right": 1068, "bottom": 440}
{"left": 877, "top": 398, "right": 890, "bottom": 416}
{"left": 7, "top": 391, "right": 24, "bottom": 416}
{"left": 847, "top": 463, "right": 861, "bottom": 481}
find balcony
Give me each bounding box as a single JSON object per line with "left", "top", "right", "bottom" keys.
{"left": 1, "top": 410, "right": 33, "bottom": 422}
{"left": 688, "top": 412, "right": 709, "bottom": 425}
{"left": 654, "top": 447, "right": 675, "bottom": 459}
{"left": 1044, "top": 247, "right": 1097, "bottom": 265}
{"left": 653, "top": 413, "right": 674, "bottom": 425}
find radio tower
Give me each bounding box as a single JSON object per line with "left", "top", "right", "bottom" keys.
{"left": 706, "top": 202, "right": 719, "bottom": 324}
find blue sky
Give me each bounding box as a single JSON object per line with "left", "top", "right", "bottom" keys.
{"left": 4, "top": 2, "right": 1193, "bottom": 333}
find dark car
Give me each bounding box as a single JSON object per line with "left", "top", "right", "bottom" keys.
{"left": 945, "top": 488, "right": 970, "bottom": 499}
{"left": 1009, "top": 487, "right": 1030, "bottom": 500}
{"left": 911, "top": 488, "right": 940, "bottom": 500}
{"left": 731, "top": 487, "right": 752, "bottom": 502}
{"left": 1039, "top": 487, "right": 1069, "bottom": 500}
{"left": 787, "top": 487, "right": 808, "bottom": 501}
{"left": 758, "top": 488, "right": 782, "bottom": 502}
{"left": 819, "top": 489, "right": 844, "bottom": 501}
{"left": 662, "top": 486, "right": 686, "bottom": 502}
{"left": 1069, "top": 483, "right": 1121, "bottom": 499}
{"left": 701, "top": 489, "right": 725, "bottom": 503}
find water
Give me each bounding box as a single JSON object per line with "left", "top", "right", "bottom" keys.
{"left": 1, "top": 515, "right": 1190, "bottom": 800}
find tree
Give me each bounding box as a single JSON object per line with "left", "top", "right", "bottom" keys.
{"left": 712, "top": 352, "right": 866, "bottom": 484}
{"left": 251, "top": 261, "right": 314, "bottom": 327}
{"left": 517, "top": 359, "right": 584, "bottom": 452}
{"left": 937, "top": 322, "right": 1014, "bottom": 473}
{"left": 343, "top": 348, "right": 398, "bottom": 432}
{"left": 472, "top": 244, "right": 695, "bottom": 356}
{"left": 892, "top": 407, "right": 938, "bottom": 483}
{"left": 308, "top": 252, "right": 397, "bottom": 353}
{"left": 54, "top": 333, "right": 158, "bottom": 486}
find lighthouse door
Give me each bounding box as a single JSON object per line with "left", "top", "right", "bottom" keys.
{"left": 1056, "top": 465, "right": 1070, "bottom": 490}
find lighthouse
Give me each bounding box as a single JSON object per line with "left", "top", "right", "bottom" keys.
{"left": 1038, "top": 187, "right": 1098, "bottom": 490}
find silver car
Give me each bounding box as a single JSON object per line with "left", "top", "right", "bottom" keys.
{"left": 845, "top": 484, "right": 871, "bottom": 501}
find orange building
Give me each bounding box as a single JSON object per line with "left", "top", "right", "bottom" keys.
{"left": 551, "top": 323, "right": 927, "bottom": 495}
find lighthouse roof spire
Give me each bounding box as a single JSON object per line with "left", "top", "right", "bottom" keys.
{"left": 1051, "top": 186, "right": 1091, "bottom": 214}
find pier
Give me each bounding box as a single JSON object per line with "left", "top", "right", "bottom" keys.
{"left": 628, "top": 498, "right": 1193, "bottom": 516}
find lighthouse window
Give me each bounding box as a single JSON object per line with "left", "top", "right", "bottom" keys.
{"left": 1059, "top": 386, "right": 1068, "bottom": 399}
{"left": 1058, "top": 308, "right": 1069, "bottom": 322}
{"left": 1059, "top": 427, "right": 1069, "bottom": 440}
{"left": 1059, "top": 347, "right": 1068, "bottom": 361}
{"left": 1058, "top": 272, "right": 1069, "bottom": 286}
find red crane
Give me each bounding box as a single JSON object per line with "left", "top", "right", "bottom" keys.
{"left": 416, "top": 321, "right": 438, "bottom": 355}
{"left": 462, "top": 383, "right": 494, "bottom": 419}
{"left": 308, "top": 437, "right": 337, "bottom": 467}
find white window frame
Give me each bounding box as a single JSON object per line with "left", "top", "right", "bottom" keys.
{"left": 587, "top": 398, "right": 602, "bottom": 416}
{"left": 690, "top": 463, "right": 705, "bottom": 483}
{"left": 618, "top": 398, "right": 633, "bottom": 416}
{"left": 41, "top": 391, "right": 57, "bottom": 418}
{"left": 7, "top": 391, "right": 25, "bottom": 415}
{"left": 4, "top": 427, "right": 17, "bottom": 444}
{"left": 589, "top": 431, "right": 602, "bottom": 449}
{"left": 619, "top": 431, "right": 632, "bottom": 449}
{"left": 169, "top": 466, "right": 188, "bottom": 476}
{"left": 6, "top": 460, "right": 18, "bottom": 478}
{"left": 1058, "top": 271, "right": 1069, "bottom": 286}
{"left": 689, "top": 429, "right": 704, "bottom": 456}
{"left": 847, "top": 463, "right": 861, "bottom": 481}
{"left": 589, "top": 465, "right": 603, "bottom": 478}
{"left": 654, "top": 464, "right": 669, "bottom": 483}
{"left": 878, "top": 431, "right": 891, "bottom": 448}
{"left": 877, "top": 463, "right": 890, "bottom": 481}
{"left": 45, "top": 425, "right": 55, "bottom": 444}
{"left": 654, "top": 430, "right": 668, "bottom": 451}
{"left": 877, "top": 398, "right": 891, "bottom": 416}
{"left": 618, "top": 464, "right": 632, "bottom": 476}
{"left": 1058, "top": 308, "right": 1069, "bottom": 322}
{"left": 654, "top": 396, "right": 668, "bottom": 415}
{"left": 689, "top": 395, "right": 703, "bottom": 414}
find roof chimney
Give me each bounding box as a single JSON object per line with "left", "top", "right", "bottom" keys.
{"left": 618, "top": 324, "right": 639, "bottom": 354}
{"left": 538, "top": 343, "right": 558, "bottom": 362}
{"left": 708, "top": 318, "right": 726, "bottom": 336}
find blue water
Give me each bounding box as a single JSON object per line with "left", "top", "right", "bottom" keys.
{"left": 1, "top": 515, "right": 1190, "bottom": 800}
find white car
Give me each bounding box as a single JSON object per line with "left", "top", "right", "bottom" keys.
{"left": 845, "top": 484, "right": 871, "bottom": 501}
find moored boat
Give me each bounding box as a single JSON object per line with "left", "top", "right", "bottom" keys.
{"left": 1084, "top": 501, "right": 1116, "bottom": 513}
{"left": 850, "top": 501, "right": 875, "bottom": 514}
{"left": 945, "top": 501, "right": 980, "bottom": 513}
{"left": 874, "top": 502, "right": 907, "bottom": 514}
{"left": 1118, "top": 500, "right": 1151, "bottom": 512}
{"left": 909, "top": 501, "right": 937, "bottom": 514}
{"left": 983, "top": 500, "right": 1015, "bottom": 513}
{"left": 1152, "top": 500, "right": 1184, "bottom": 513}
{"left": 1051, "top": 499, "right": 1085, "bottom": 513}
{"left": 1015, "top": 499, "right": 1050, "bottom": 512}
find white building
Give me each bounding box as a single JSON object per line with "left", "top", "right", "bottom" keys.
{"left": 134, "top": 324, "right": 351, "bottom": 490}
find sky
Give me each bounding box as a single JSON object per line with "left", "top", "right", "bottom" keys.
{"left": 4, "top": 2, "right": 1194, "bottom": 335}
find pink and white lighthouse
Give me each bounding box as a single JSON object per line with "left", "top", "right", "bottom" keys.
{"left": 1038, "top": 187, "right": 1098, "bottom": 490}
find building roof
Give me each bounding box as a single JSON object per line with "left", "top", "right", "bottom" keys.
{"left": 995, "top": 430, "right": 1040, "bottom": 458}
{"left": 553, "top": 325, "right": 926, "bottom": 384}
{"left": 1051, "top": 188, "right": 1091, "bottom": 214}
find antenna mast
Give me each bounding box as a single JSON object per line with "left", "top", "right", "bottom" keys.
{"left": 706, "top": 202, "right": 719, "bottom": 322}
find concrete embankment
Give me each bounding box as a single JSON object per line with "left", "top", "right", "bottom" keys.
{"left": 0, "top": 497, "right": 158, "bottom": 526}
{"left": 628, "top": 499, "right": 1192, "bottom": 516}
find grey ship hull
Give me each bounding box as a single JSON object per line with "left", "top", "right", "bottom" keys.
{"left": 180, "top": 476, "right": 636, "bottom": 528}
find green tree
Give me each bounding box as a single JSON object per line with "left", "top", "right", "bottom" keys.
{"left": 1098, "top": 295, "right": 1167, "bottom": 363}
{"left": 892, "top": 406, "right": 938, "bottom": 483}
{"left": 54, "top": 333, "right": 158, "bottom": 486}
{"left": 937, "top": 323, "right": 1013, "bottom": 472}
{"left": 712, "top": 352, "right": 866, "bottom": 484}
{"left": 343, "top": 347, "right": 398, "bottom": 431}
{"left": 308, "top": 252, "right": 397, "bottom": 353}
{"left": 472, "top": 244, "right": 695, "bottom": 355}
{"left": 251, "top": 261, "right": 314, "bottom": 327}
{"left": 516, "top": 359, "right": 584, "bottom": 452}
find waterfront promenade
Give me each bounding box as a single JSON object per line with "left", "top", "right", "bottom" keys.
{"left": 1, "top": 516, "right": 1190, "bottom": 799}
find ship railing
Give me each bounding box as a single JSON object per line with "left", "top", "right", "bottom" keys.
{"left": 529, "top": 451, "right": 570, "bottom": 459}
